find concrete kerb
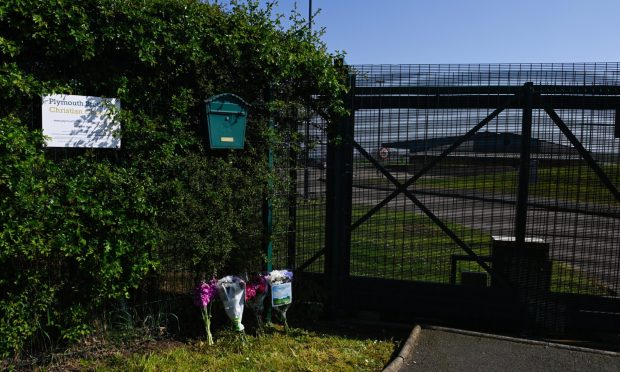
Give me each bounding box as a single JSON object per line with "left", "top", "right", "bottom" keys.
{"left": 382, "top": 325, "right": 422, "bottom": 372}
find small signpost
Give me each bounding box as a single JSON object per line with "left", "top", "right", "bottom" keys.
{"left": 41, "top": 94, "right": 121, "bottom": 148}
{"left": 378, "top": 146, "right": 389, "bottom": 160}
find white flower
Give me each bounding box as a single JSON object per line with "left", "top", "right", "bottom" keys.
{"left": 269, "top": 270, "right": 293, "bottom": 285}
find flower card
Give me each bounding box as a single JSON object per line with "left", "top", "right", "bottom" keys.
{"left": 271, "top": 282, "right": 292, "bottom": 307}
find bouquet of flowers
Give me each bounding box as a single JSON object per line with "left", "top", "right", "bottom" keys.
{"left": 193, "top": 278, "right": 218, "bottom": 345}
{"left": 268, "top": 270, "right": 293, "bottom": 332}
{"left": 245, "top": 274, "right": 269, "bottom": 336}
{"left": 216, "top": 275, "right": 246, "bottom": 333}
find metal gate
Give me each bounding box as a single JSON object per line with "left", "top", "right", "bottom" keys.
{"left": 322, "top": 64, "right": 620, "bottom": 335}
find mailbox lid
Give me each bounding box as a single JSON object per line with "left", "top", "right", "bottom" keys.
{"left": 204, "top": 93, "right": 248, "bottom": 149}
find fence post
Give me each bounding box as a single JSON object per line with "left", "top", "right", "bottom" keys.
{"left": 515, "top": 82, "right": 534, "bottom": 244}
{"left": 262, "top": 88, "right": 276, "bottom": 323}
{"left": 615, "top": 108, "right": 620, "bottom": 138}
{"left": 262, "top": 89, "right": 275, "bottom": 272}
{"left": 287, "top": 114, "right": 298, "bottom": 270}
{"left": 325, "top": 73, "right": 355, "bottom": 318}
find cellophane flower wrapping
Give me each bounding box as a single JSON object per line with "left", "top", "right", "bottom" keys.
{"left": 216, "top": 275, "right": 246, "bottom": 332}
{"left": 193, "top": 278, "right": 218, "bottom": 345}
{"left": 245, "top": 274, "right": 269, "bottom": 335}
{"left": 268, "top": 270, "right": 293, "bottom": 332}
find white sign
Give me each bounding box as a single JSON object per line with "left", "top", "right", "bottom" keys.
{"left": 42, "top": 94, "right": 121, "bottom": 148}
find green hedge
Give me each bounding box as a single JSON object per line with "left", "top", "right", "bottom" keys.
{"left": 0, "top": 0, "right": 346, "bottom": 358}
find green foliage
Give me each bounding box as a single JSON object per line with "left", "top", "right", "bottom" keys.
{"left": 0, "top": 0, "right": 346, "bottom": 359}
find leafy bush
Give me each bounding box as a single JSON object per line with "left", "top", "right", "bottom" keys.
{"left": 0, "top": 0, "right": 346, "bottom": 359}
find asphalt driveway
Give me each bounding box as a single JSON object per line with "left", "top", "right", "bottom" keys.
{"left": 400, "top": 327, "right": 620, "bottom": 372}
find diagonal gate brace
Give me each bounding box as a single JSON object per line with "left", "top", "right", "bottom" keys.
{"left": 351, "top": 96, "right": 516, "bottom": 231}
{"left": 353, "top": 139, "right": 498, "bottom": 279}
{"left": 542, "top": 101, "right": 620, "bottom": 203}
{"left": 349, "top": 95, "right": 521, "bottom": 280}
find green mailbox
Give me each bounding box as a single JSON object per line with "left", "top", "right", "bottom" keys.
{"left": 204, "top": 93, "right": 249, "bottom": 149}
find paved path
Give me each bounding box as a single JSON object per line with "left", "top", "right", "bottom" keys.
{"left": 401, "top": 328, "right": 620, "bottom": 372}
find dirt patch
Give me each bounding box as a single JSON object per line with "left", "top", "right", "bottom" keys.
{"left": 5, "top": 336, "right": 186, "bottom": 371}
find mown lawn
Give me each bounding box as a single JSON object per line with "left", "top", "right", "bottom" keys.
{"left": 79, "top": 326, "right": 398, "bottom": 372}
{"left": 288, "top": 199, "right": 614, "bottom": 296}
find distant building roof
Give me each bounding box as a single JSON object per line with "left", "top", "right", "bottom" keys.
{"left": 382, "top": 131, "right": 576, "bottom": 154}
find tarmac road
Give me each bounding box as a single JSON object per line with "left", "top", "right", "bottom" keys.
{"left": 401, "top": 327, "right": 620, "bottom": 372}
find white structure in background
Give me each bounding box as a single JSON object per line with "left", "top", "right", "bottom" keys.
{"left": 42, "top": 94, "right": 121, "bottom": 148}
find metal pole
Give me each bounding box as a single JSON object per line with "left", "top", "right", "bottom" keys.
{"left": 309, "top": 0, "right": 312, "bottom": 31}
{"left": 265, "top": 132, "right": 273, "bottom": 274}
{"left": 377, "top": 80, "right": 384, "bottom": 146}
{"left": 515, "top": 82, "right": 533, "bottom": 244}
{"left": 263, "top": 88, "right": 275, "bottom": 323}
{"left": 325, "top": 73, "right": 355, "bottom": 318}
{"left": 263, "top": 89, "right": 274, "bottom": 273}
{"left": 303, "top": 118, "right": 310, "bottom": 200}
{"left": 614, "top": 108, "right": 620, "bottom": 138}
{"left": 377, "top": 79, "right": 384, "bottom": 173}
{"left": 303, "top": 0, "right": 313, "bottom": 200}
{"left": 288, "top": 117, "right": 298, "bottom": 269}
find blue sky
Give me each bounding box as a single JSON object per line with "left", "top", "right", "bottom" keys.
{"left": 268, "top": 0, "right": 620, "bottom": 64}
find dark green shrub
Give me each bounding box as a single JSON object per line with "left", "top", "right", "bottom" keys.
{"left": 0, "top": 0, "right": 346, "bottom": 359}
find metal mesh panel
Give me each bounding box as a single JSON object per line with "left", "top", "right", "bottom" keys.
{"left": 347, "top": 63, "right": 620, "bottom": 298}
{"left": 269, "top": 107, "right": 329, "bottom": 273}
{"left": 295, "top": 111, "right": 329, "bottom": 273}
{"left": 271, "top": 125, "right": 295, "bottom": 270}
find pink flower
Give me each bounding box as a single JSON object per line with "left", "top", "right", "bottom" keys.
{"left": 256, "top": 280, "right": 267, "bottom": 294}
{"left": 194, "top": 278, "right": 217, "bottom": 308}
{"left": 245, "top": 285, "right": 257, "bottom": 302}
{"left": 245, "top": 274, "right": 269, "bottom": 302}
{"left": 249, "top": 274, "right": 268, "bottom": 294}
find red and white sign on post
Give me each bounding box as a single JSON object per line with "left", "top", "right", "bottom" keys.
{"left": 378, "top": 147, "right": 389, "bottom": 160}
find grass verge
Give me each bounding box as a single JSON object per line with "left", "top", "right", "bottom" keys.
{"left": 78, "top": 325, "right": 398, "bottom": 372}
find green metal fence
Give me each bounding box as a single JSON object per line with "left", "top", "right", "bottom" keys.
{"left": 293, "top": 63, "right": 620, "bottom": 335}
